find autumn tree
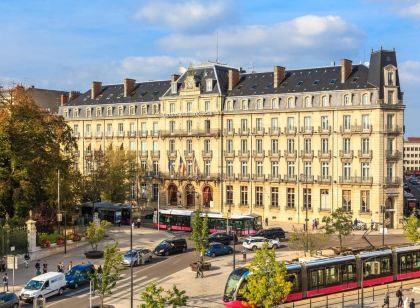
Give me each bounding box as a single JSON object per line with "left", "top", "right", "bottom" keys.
{"left": 240, "top": 243, "right": 292, "bottom": 307}
{"left": 322, "top": 208, "right": 353, "bottom": 250}
{"left": 404, "top": 211, "right": 419, "bottom": 243}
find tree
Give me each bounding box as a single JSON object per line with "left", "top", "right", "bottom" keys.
{"left": 322, "top": 208, "right": 353, "bottom": 250}
{"left": 240, "top": 243, "right": 292, "bottom": 308}
{"left": 90, "top": 243, "right": 122, "bottom": 308}
{"left": 140, "top": 283, "right": 188, "bottom": 308}
{"left": 288, "top": 226, "right": 330, "bottom": 256}
{"left": 191, "top": 209, "right": 208, "bottom": 262}
{"left": 404, "top": 211, "right": 419, "bottom": 243}
{"left": 86, "top": 220, "right": 110, "bottom": 252}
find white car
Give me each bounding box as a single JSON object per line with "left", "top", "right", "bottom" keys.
{"left": 242, "top": 236, "right": 281, "bottom": 251}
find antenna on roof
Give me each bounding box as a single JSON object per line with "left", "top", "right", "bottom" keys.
{"left": 216, "top": 31, "right": 219, "bottom": 64}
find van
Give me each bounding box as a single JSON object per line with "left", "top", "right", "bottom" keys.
{"left": 20, "top": 272, "right": 66, "bottom": 303}
{"left": 153, "top": 239, "right": 187, "bottom": 256}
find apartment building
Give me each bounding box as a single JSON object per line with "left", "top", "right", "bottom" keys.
{"left": 59, "top": 49, "right": 405, "bottom": 228}
{"left": 404, "top": 137, "right": 420, "bottom": 174}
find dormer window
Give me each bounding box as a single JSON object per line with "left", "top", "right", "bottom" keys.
{"left": 205, "top": 101, "right": 210, "bottom": 112}
{"left": 171, "top": 82, "right": 177, "bottom": 94}
{"left": 129, "top": 105, "right": 136, "bottom": 115}
{"left": 106, "top": 106, "right": 113, "bottom": 116}
{"left": 388, "top": 72, "right": 394, "bottom": 85}
{"left": 153, "top": 104, "right": 159, "bottom": 114}
{"left": 241, "top": 99, "right": 249, "bottom": 110}
{"left": 64, "top": 109, "right": 69, "bottom": 117}
{"left": 256, "top": 99, "right": 263, "bottom": 110}
{"left": 226, "top": 100, "right": 233, "bottom": 111}
{"left": 117, "top": 106, "right": 124, "bottom": 116}
{"left": 362, "top": 93, "right": 370, "bottom": 105}
{"left": 322, "top": 95, "right": 330, "bottom": 107}
{"left": 96, "top": 107, "right": 102, "bottom": 117}
{"left": 344, "top": 94, "right": 352, "bottom": 106}
{"left": 73, "top": 108, "right": 79, "bottom": 118}
{"left": 304, "top": 96, "right": 312, "bottom": 108}
{"left": 206, "top": 79, "right": 213, "bottom": 92}
{"left": 86, "top": 108, "right": 92, "bottom": 118}
{"left": 287, "top": 97, "right": 296, "bottom": 108}
{"left": 141, "top": 105, "right": 147, "bottom": 115}
{"left": 271, "top": 98, "right": 279, "bottom": 109}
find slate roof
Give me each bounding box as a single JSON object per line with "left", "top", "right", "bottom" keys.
{"left": 26, "top": 87, "right": 68, "bottom": 114}
{"left": 66, "top": 80, "right": 170, "bottom": 106}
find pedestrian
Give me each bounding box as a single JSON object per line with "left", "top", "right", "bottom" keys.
{"left": 405, "top": 297, "right": 409, "bottom": 308}
{"left": 396, "top": 287, "right": 403, "bottom": 307}
{"left": 265, "top": 217, "right": 268, "bottom": 227}
{"left": 24, "top": 253, "right": 30, "bottom": 269}
{"left": 382, "top": 291, "right": 389, "bottom": 308}
{"left": 2, "top": 273, "right": 8, "bottom": 292}
{"left": 312, "top": 219, "right": 315, "bottom": 230}
{"left": 68, "top": 261, "right": 73, "bottom": 272}
{"left": 242, "top": 249, "right": 247, "bottom": 263}
{"left": 195, "top": 261, "right": 204, "bottom": 278}
{"left": 409, "top": 298, "right": 415, "bottom": 308}
{"left": 354, "top": 218, "right": 358, "bottom": 227}
{"left": 136, "top": 217, "right": 141, "bottom": 228}
{"left": 42, "top": 261, "right": 48, "bottom": 274}
{"left": 35, "top": 260, "right": 41, "bottom": 275}
{"left": 57, "top": 261, "right": 64, "bottom": 273}
{"left": 315, "top": 218, "right": 319, "bottom": 229}
{"left": 97, "top": 265, "right": 102, "bottom": 275}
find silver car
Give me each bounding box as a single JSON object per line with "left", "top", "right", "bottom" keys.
{"left": 122, "top": 248, "right": 153, "bottom": 266}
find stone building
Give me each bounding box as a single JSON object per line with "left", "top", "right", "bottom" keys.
{"left": 404, "top": 137, "right": 420, "bottom": 174}
{"left": 59, "top": 49, "right": 405, "bottom": 228}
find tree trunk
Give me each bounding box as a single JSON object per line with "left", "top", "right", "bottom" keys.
{"left": 339, "top": 235, "right": 342, "bottom": 250}
{"left": 101, "top": 295, "right": 104, "bottom": 308}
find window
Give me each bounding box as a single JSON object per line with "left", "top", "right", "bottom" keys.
{"left": 305, "top": 96, "right": 312, "bottom": 108}
{"left": 387, "top": 138, "right": 394, "bottom": 152}
{"left": 288, "top": 97, "right": 296, "bottom": 108}
{"left": 271, "top": 187, "right": 279, "bottom": 207}
{"left": 320, "top": 190, "right": 329, "bottom": 210}
{"left": 226, "top": 161, "right": 233, "bottom": 177}
{"left": 287, "top": 161, "right": 295, "bottom": 177}
{"left": 169, "top": 139, "right": 175, "bottom": 153}
{"left": 256, "top": 118, "right": 263, "bottom": 131}
{"left": 186, "top": 139, "right": 192, "bottom": 153}
{"left": 96, "top": 124, "right": 102, "bottom": 136}
{"left": 256, "top": 161, "right": 263, "bottom": 176}
{"left": 107, "top": 106, "right": 113, "bottom": 116}
{"left": 204, "top": 139, "right": 211, "bottom": 153}
{"left": 304, "top": 138, "right": 312, "bottom": 154}
{"left": 240, "top": 186, "right": 248, "bottom": 206}
{"left": 271, "top": 117, "right": 279, "bottom": 131}
{"left": 387, "top": 114, "right": 394, "bottom": 130}
{"left": 185, "top": 120, "right": 192, "bottom": 133}
{"left": 287, "top": 139, "right": 295, "bottom": 153}
{"left": 303, "top": 188, "right": 311, "bottom": 209}
{"left": 256, "top": 99, "right": 263, "bottom": 109}
{"left": 171, "top": 82, "right": 177, "bottom": 94}
{"left": 343, "top": 138, "right": 351, "bottom": 153}
{"left": 241, "top": 100, "right": 249, "bottom": 110}
{"left": 129, "top": 105, "right": 135, "bottom": 115}
{"left": 321, "top": 162, "right": 329, "bottom": 178}
{"left": 241, "top": 119, "right": 248, "bottom": 131}
{"left": 254, "top": 139, "right": 262, "bottom": 154}
{"left": 153, "top": 104, "right": 159, "bottom": 114}
{"left": 388, "top": 72, "right": 394, "bottom": 85}
{"left": 225, "top": 185, "right": 233, "bottom": 205}
{"left": 85, "top": 124, "right": 91, "bottom": 136}
{"left": 141, "top": 122, "right": 147, "bottom": 135}
{"left": 387, "top": 162, "right": 394, "bottom": 179}
{"left": 241, "top": 139, "right": 248, "bottom": 153}
{"left": 287, "top": 117, "right": 295, "bottom": 130}
{"left": 344, "top": 95, "right": 352, "bottom": 106}
{"left": 141, "top": 141, "right": 146, "bottom": 152}
{"left": 226, "top": 140, "right": 233, "bottom": 153}
{"left": 362, "top": 115, "right": 370, "bottom": 130}
{"left": 321, "top": 138, "right": 329, "bottom": 153}
{"left": 205, "top": 101, "right": 210, "bottom": 112}
{"left": 255, "top": 187, "right": 263, "bottom": 207}
{"left": 64, "top": 109, "right": 69, "bottom": 117}
{"left": 241, "top": 161, "right": 248, "bottom": 176}
{"left": 226, "top": 100, "right": 233, "bottom": 111}
{"left": 141, "top": 105, "right": 147, "bottom": 115}
{"left": 271, "top": 161, "right": 279, "bottom": 177}
{"left": 361, "top": 162, "right": 370, "bottom": 179}
{"left": 73, "top": 124, "right": 79, "bottom": 136}
{"left": 129, "top": 141, "right": 136, "bottom": 152}
{"left": 361, "top": 190, "right": 370, "bottom": 212}
{"left": 304, "top": 116, "right": 311, "bottom": 131}
{"left": 170, "top": 103, "right": 175, "bottom": 114}
{"left": 96, "top": 107, "right": 102, "bottom": 117}
{"left": 271, "top": 98, "right": 279, "bottom": 109}
{"left": 187, "top": 102, "right": 192, "bottom": 113}
{"left": 206, "top": 79, "right": 213, "bottom": 92}
{"left": 204, "top": 160, "right": 211, "bottom": 176}
{"left": 129, "top": 123, "right": 135, "bottom": 135}
{"left": 388, "top": 90, "right": 394, "bottom": 104}
{"left": 152, "top": 161, "right": 159, "bottom": 175}
{"left": 73, "top": 109, "right": 79, "bottom": 117}
{"left": 86, "top": 108, "right": 92, "bottom": 117}
{"left": 187, "top": 160, "right": 193, "bottom": 176}
{"left": 106, "top": 124, "right": 113, "bottom": 137}
{"left": 342, "top": 190, "right": 351, "bottom": 211}
{"left": 343, "top": 162, "right": 351, "bottom": 179}
{"left": 321, "top": 116, "right": 329, "bottom": 131}
{"left": 153, "top": 140, "right": 158, "bottom": 151}
{"left": 287, "top": 188, "right": 295, "bottom": 208}
{"left": 169, "top": 121, "right": 175, "bottom": 133}
{"left": 271, "top": 139, "right": 278, "bottom": 154}
{"left": 322, "top": 95, "right": 329, "bottom": 107}
{"left": 118, "top": 123, "right": 124, "bottom": 136}
{"left": 304, "top": 161, "right": 312, "bottom": 177}
{"left": 343, "top": 115, "right": 351, "bottom": 130}
{"left": 362, "top": 93, "right": 370, "bottom": 105}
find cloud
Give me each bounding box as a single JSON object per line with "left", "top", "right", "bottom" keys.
{"left": 134, "top": 0, "right": 236, "bottom": 31}
{"left": 158, "top": 15, "right": 363, "bottom": 69}
{"left": 399, "top": 1, "right": 420, "bottom": 18}
{"left": 399, "top": 60, "right": 420, "bottom": 84}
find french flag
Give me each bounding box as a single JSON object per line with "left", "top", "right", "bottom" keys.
{"left": 178, "top": 156, "right": 186, "bottom": 175}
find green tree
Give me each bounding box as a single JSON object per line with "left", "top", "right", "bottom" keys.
{"left": 322, "top": 208, "right": 353, "bottom": 250}
{"left": 86, "top": 220, "right": 110, "bottom": 251}
{"left": 191, "top": 209, "right": 208, "bottom": 262}
{"left": 140, "top": 283, "right": 188, "bottom": 308}
{"left": 240, "top": 243, "right": 292, "bottom": 308}
{"left": 404, "top": 211, "right": 419, "bottom": 243}
{"left": 288, "top": 226, "right": 330, "bottom": 256}
{"left": 90, "top": 243, "right": 122, "bottom": 308}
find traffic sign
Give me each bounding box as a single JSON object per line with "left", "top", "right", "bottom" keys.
{"left": 57, "top": 213, "right": 63, "bottom": 222}
{"left": 7, "top": 256, "right": 17, "bottom": 270}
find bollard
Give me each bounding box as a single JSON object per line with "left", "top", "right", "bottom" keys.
{"left": 342, "top": 292, "right": 344, "bottom": 307}
{"left": 373, "top": 287, "right": 375, "bottom": 301}
{"left": 358, "top": 289, "right": 360, "bottom": 304}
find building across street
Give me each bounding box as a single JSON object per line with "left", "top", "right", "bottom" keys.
{"left": 404, "top": 137, "right": 420, "bottom": 174}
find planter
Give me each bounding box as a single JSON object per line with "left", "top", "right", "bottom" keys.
{"left": 84, "top": 250, "right": 104, "bottom": 259}
{"left": 190, "top": 261, "right": 211, "bottom": 271}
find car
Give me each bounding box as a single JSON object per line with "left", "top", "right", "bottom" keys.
{"left": 254, "top": 227, "right": 286, "bottom": 241}
{"left": 0, "top": 292, "right": 19, "bottom": 308}
{"left": 20, "top": 272, "right": 67, "bottom": 303}
{"left": 207, "top": 232, "right": 237, "bottom": 245}
{"left": 122, "top": 248, "right": 153, "bottom": 266}
{"left": 205, "top": 242, "right": 233, "bottom": 257}
{"left": 65, "top": 264, "right": 94, "bottom": 288}
{"left": 242, "top": 236, "right": 281, "bottom": 251}
{"left": 153, "top": 239, "right": 187, "bottom": 256}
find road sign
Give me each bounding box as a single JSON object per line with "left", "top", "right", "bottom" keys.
{"left": 7, "top": 256, "right": 17, "bottom": 270}
{"left": 10, "top": 246, "right": 15, "bottom": 252}
{"left": 57, "top": 213, "right": 63, "bottom": 222}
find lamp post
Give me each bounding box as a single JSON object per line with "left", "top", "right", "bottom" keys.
{"left": 130, "top": 216, "right": 134, "bottom": 308}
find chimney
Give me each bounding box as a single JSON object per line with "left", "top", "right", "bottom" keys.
{"left": 124, "top": 78, "right": 136, "bottom": 97}
{"left": 60, "top": 93, "right": 68, "bottom": 106}
{"left": 69, "top": 91, "right": 81, "bottom": 100}
{"left": 91, "top": 81, "right": 102, "bottom": 99}
{"left": 171, "top": 74, "right": 180, "bottom": 82}
{"left": 228, "top": 69, "right": 240, "bottom": 91}
{"left": 273, "top": 66, "right": 285, "bottom": 88}
{"left": 341, "top": 59, "right": 353, "bottom": 83}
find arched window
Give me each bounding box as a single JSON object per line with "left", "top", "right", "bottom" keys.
{"left": 271, "top": 98, "right": 279, "bottom": 109}
{"left": 141, "top": 105, "right": 147, "bottom": 114}
{"left": 305, "top": 96, "right": 312, "bottom": 108}
{"left": 344, "top": 95, "right": 351, "bottom": 106}
{"left": 153, "top": 104, "right": 159, "bottom": 114}
{"left": 362, "top": 93, "right": 370, "bottom": 105}
{"left": 185, "top": 184, "right": 195, "bottom": 208}
{"left": 322, "top": 96, "right": 330, "bottom": 107}
{"left": 288, "top": 97, "right": 295, "bottom": 108}
{"left": 226, "top": 100, "right": 233, "bottom": 111}
{"left": 241, "top": 100, "right": 249, "bottom": 110}
{"left": 168, "top": 184, "right": 178, "bottom": 206}
{"left": 256, "top": 99, "right": 263, "bottom": 110}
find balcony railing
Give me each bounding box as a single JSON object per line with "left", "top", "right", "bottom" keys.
{"left": 268, "top": 127, "right": 281, "bottom": 136}
{"left": 95, "top": 132, "right": 103, "bottom": 139}
{"left": 139, "top": 151, "right": 148, "bottom": 158}
{"left": 300, "top": 150, "right": 314, "bottom": 159}
{"left": 72, "top": 132, "right": 80, "bottom": 138}
{"left": 252, "top": 174, "right": 265, "bottom": 181}
{"left": 299, "top": 174, "right": 314, "bottom": 183}
{"left": 385, "top": 177, "right": 401, "bottom": 186}
{"left": 340, "top": 125, "right": 354, "bottom": 134}
{"left": 339, "top": 150, "right": 354, "bottom": 159}
{"left": 318, "top": 126, "right": 331, "bottom": 134}
{"left": 318, "top": 150, "right": 331, "bottom": 159}
{"left": 317, "top": 175, "right": 332, "bottom": 183}
{"left": 284, "top": 126, "right": 297, "bottom": 135}
{"left": 386, "top": 150, "right": 401, "bottom": 160}
{"left": 339, "top": 176, "right": 355, "bottom": 184}
{"left": 238, "top": 150, "right": 250, "bottom": 158}
{"left": 167, "top": 150, "right": 177, "bottom": 159}
{"left": 353, "top": 125, "right": 373, "bottom": 134}
{"left": 386, "top": 126, "right": 403, "bottom": 134}
{"left": 284, "top": 150, "right": 297, "bottom": 159}
{"left": 268, "top": 174, "right": 281, "bottom": 182}
{"left": 117, "top": 131, "right": 125, "bottom": 138}
{"left": 150, "top": 150, "right": 160, "bottom": 158}
{"left": 223, "top": 128, "right": 235, "bottom": 136}
{"left": 105, "top": 132, "right": 113, "bottom": 138}
{"left": 252, "top": 128, "right": 265, "bottom": 135}
{"left": 252, "top": 150, "right": 265, "bottom": 158}
{"left": 284, "top": 175, "right": 297, "bottom": 182}
{"left": 268, "top": 150, "right": 281, "bottom": 158}
{"left": 161, "top": 129, "right": 222, "bottom": 138}
{"left": 237, "top": 173, "right": 250, "bottom": 181}
{"left": 161, "top": 172, "right": 221, "bottom": 181}
{"left": 339, "top": 176, "right": 373, "bottom": 185}
{"left": 202, "top": 150, "right": 213, "bottom": 158}
{"left": 184, "top": 150, "right": 195, "bottom": 159}
{"left": 238, "top": 128, "right": 250, "bottom": 136}
{"left": 224, "top": 150, "right": 235, "bottom": 158}
{"left": 358, "top": 150, "right": 373, "bottom": 159}
{"left": 300, "top": 126, "right": 314, "bottom": 134}
{"left": 224, "top": 173, "right": 235, "bottom": 180}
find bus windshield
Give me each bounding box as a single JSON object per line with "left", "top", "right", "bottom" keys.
{"left": 223, "top": 269, "right": 247, "bottom": 302}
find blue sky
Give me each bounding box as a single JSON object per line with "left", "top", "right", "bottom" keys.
{"left": 0, "top": 0, "right": 420, "bottom": 134}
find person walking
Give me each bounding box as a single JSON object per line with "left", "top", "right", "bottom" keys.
{"left": 136, "top": 217, "right": 141, "bottom": 228}
{"left": 409, "top": 298, "right": 415, "bottom": 308}
{"left": 195, "top": 261, "right": 204, "bottom": 278}
{"left": 42, "top": 261, "right": 48, "bottom": 274}
{"left": 2, "top": 273, "right": 8, "bottom": 292}
{"left": 242, "top": 249, "right": 247, "bottom": 263}
{"left": 0, "top": 257, "right": 5, "bottom": 272}
{"left": 35, "top": 260, "right": 41, "bottom": 275}
{"left": 396, "top": 287, "right": 403, "bottom": 307}
{"left": 97, "top": 265, "right": 102, "bottom": 275}
{"left": 67, "top": 261, "right": 73, "bottom": 272}
{"left": 382, "top": 291, "right": 389, "bottom": 308}
{"left": 24, "top": 253, "right": 30, "bottom": 269}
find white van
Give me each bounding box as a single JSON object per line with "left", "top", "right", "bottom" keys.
{"left": 20, "top": 272, "right": 66, "bottom": 302}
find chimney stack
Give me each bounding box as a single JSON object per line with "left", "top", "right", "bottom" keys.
{"left": 60, "top": 93, "right": 68, "bottom": 106}
{"left": 171, "top": 74, "right": 180, "bottom": 82}
{"left": 91, "top": 81, "right": 102, "bottom": 99}
{"left": 69, "top": 91, "right": 81, "bottom": 100}
{"left": 228, "top": 69, "right": 240, "bottom": 91}
{"left": 273, "top": 66, "right": 285, "bottom": 88}
{"left": 124, "top": 78, "right": 136, "bottom": 97}
{"left": 341, "top": 59, "right": 353, "bottom": 83}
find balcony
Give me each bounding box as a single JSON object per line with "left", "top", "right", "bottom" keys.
{"left": 300, "top": 150, "right": 314, "bottom": 160}
{"left": 167, "top": 150, "right": 177, "bottom": 159}
{"left": 237, "top": 173, "right": 250, "bottom": 181}
{"left": 386, "top": 126, "right": 403, "bottom": 134}
{"left": 202, "top": 150, "right": 213, "bottom": 159}
{"left": 224, "top": 173, "right": 235, "bottom": 181}
{"left": 268, "top": 174, "right": 281, "bottom": 182}
{"left": 127, "top": 131, "right": 137, "bottom": 138}
{"left": 84, "top": 132, "right": 91, "bottom": 138}
{"left": 300, "top": 126, "right": 314, "bottom": 134}
{"left": 357, "top": 177, "right": 373, "bottom": 185}
{"left": 139, "top": 151, "right": 148, "bottom": 158}
{"left": 223, "top": 128, "right": 235, "bottom": 136}
{"left": 184, "top": 150, "right": 195, "bottom": 159}
{"left": 339, "top": 176, "right": 356, "bottom": 184}
{"left": 149, "top": 130, "right": 160, "bottom": 138}
{"left": 138, "top": 130, "right": 148, "bottom": 138}
{"left": 160, "top": 129, "right": 221, "bottom": 138}
{"left": 84, "top": 150, "right": 92, "bottom": 157}
{"left": 385, "top": 177, "right": 401, "bottom": 186}
{"left": 353, "top": 125, "right": 373, "bottom": 134}
{"left": 318, "top": 150, "right": 331, "bottom": 159}
{"left": 339, "top": 150, "right": 354, "bottom": 159}
{"left": 358, "top": 150, "right": 373, "bottom": 159}
{"left": 284, "top": 126, "right": 297, "bottom": 135}
{"left": 252, "top": 174, "right": 266, "bottom": 181}
{"left": 317, "top": 176, "right": 332, "bottom": 184}
{"left": 284, "top": 175, "right": 297, "bottom": 183}
{"left": 150, "top": 150, "right": 160, "bottom": 159}
{"left": 386, "top": 150, "right": 401, "bottom": 160}
{"left": 73, "top": 151, "right": 80, "bottom": 158}
{"left": 252, "top": 127, "right": 265, "bottom": 136}
{"left": 299, "top": 174, "right": 314, "bottom": 183}
{"left": 238, "top": 150, "right": 250, "bottom": 158}
{"left": 284, "top": 150, "right": 297, "bottom": 159}
{"left": 268, "top": 127, "right": 281, "bottom": 136}
{"left": 318, "top": 126, "right": 331, "bottom": 134}
{"left": 252, "top": 150, "right": 265, "bottom": 158}
{"left": 117, "top": 131, "right": 125, "bottom": 138}
{"left": 238, "top": 128, "right": 250, "bottom": 136}
{"left": 105, "top": 132, "right": 113, "bottom": 139}
{"left": 95, "top": 132, "right": 103, "bottom": 139}
{"left": 340, "top": 126, "right": 354, "bottom": 134}
{"left": 72, "top": 132, "right": 80, "bottom": 138}
{"left": 268, "top": 150, "right": 281, "bottom": 158}
{"left": 224, "top": 150, "right": 235, "bottom": 158}
{"left": 339, "top": 176, "right": 373, "bottom": 185}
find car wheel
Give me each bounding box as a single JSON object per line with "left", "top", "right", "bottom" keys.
{"left": 211, "top": 253, "right": 216, "bottom": 257}
{"left": 74, "top": 282, "right": 79, "bottom": 289}
{"left": 183, "top": 247, "right": 187, "bottom": 252}
{"left": 148, "top": 256, "right": 152, "bottom": 263}
{"left": 165, "top": 251, "right": 170, "bottom": 256}
{"left": 58, "top": 287, "right": 64, "bottom": 296}
{"left": 229, "top": 249, "right": 233, "bottom": 254}
{"left": 252, "top": 246, "right": 257, "bottom": 251}
{"left": 272, "top": 244, "right": 278, "bottom": 249}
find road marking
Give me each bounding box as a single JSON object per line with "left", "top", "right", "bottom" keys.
{"left": 64, "top": 286, "right": 89, "bottom": 297}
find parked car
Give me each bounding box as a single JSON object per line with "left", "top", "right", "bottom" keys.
{"left": 205, "top": 242, "right": 233, "bottom": 257}
{"left": 255, "top": 227, "right": 286, "bottom": 241}
{"left": 122, "top": 248, "right": 153, "bottom": 266}
{"left": 20, "top": 272, "right": 66, "bottom": 303}
{"left": 242, "top": 236, "right": 281, "bottom": 251}
{"left": 153, "top": 239, "right": 187, "bottom": 256}
{"left": 65, "top": 263, "right": 94, "bottom": 288}
{"left": 207, "top": 232, "right": 237, "bottom": 245}
{"left": 0, "top": 292, "right": 19, "bottom": 308}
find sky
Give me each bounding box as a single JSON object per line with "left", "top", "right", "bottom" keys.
{"left": 0, "top": 0, "right": 419, "bottom": 134}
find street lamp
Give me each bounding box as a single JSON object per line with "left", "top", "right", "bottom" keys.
{"left": 300, "top": 174, "right": 309, "bottom": 254}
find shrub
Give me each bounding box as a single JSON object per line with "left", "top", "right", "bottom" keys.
{"left": 72, "top": 233, "right": 81, "bottom": 242}
{"left": 56, "top": 236, "right": 65, "bottom": 246}
{"left": 41, "top": 239, "right": 51, "bottom": 248}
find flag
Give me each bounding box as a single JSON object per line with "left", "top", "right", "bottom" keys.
{"left": 168, "top": 160, "right": 173, "bottom": 173}
{"left": 178, "top": 156, "right": 186, "bottom": 176}
{"left": 193, "top": 156, "right": 200, "bottom": 175}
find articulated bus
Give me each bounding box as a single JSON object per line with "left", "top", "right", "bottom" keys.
{"left": 153, "top": 209, "right": 262, "bottom": 235}
{"left": 224, "top": 244, "right": 420, "bottom": 307}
